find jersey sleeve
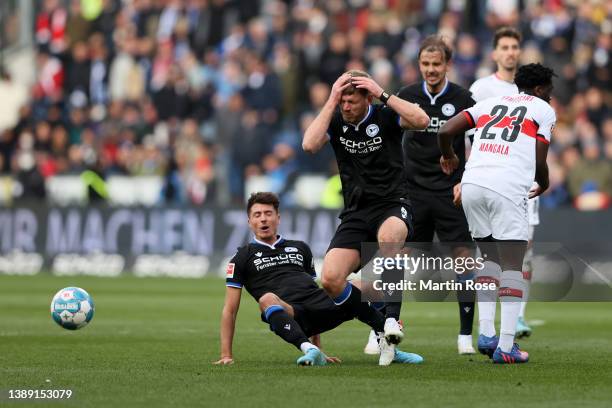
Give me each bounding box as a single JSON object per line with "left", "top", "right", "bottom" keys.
{"left": 469, "top": 80, "right": 485, "bottom": 102}
{"left": 464, "top": 100, "right": 485, "bottom": 129}
{"left": 462, "top": 94, "right": 477, "bottom": 141}
{"left": 326, "top": 112, "right": 342, "bottom": 141}
{"left": 534, "top": 103, "right": 556, "bottom": 144}
{"left": 300, "top": 242, "right": 317, "bottom": 279}
{"left": 464, "top": 93, "right": 476, "bottom": 110}
{"left": 395, "top": 86, "right": 410, "bottom": 100}
{"left": 225, "top": 249, "right": 247, "bottom": 289}
{"left": 393, "top": 87, "right": 418, "bottom": 128}
{"left": 380, "top": 105, "right": 403, "bottom": 133}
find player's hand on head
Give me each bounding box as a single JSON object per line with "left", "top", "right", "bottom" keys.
{"left": 330, "top": 73, "right": 352, "bottom": 103}
{"left": 213, "top": 356, "right": 234, "bottom": 365}
{"left": 350, "top": 77, "right": 383, "bottom": 98}
{"left": 440, "top": 154, "right": 459, "bottom": 175}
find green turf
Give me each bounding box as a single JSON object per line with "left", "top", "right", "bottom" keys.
{"left": 1, "top": 275, "right": 611, "bottom": 408}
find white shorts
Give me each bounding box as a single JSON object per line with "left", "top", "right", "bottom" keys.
{"left": 528, "top": 196, "right": 539, "bottom": 226}
{"left": 461, "top": 183, "right": 529, "bottom": 241}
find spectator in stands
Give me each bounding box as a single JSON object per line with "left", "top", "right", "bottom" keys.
{"left": 33, "top": 51, "right": 64, "bottom": 103}
{"left": 568, "top": 136, "right": 612, "bottom": 204}
{"left": 109, "top": 31, "right": 146, "bottom": 102}
{"left": 0, "top": 129, "right": 17, "bottom": 174}
{"left": 65, "top": 41, "right": 91, "bottom": 105}
{"left": 1, "top": 0, "right": 610, "bottom": 209}
{"left": 241, "top": 52, "right": 282, "bottom": 122}
{"left": 88, "top": 33, "right": 110, "bottom": 107}
{"left": 13, "top": 131, "right": 46, "bottom": 201}
{"left": 35, "top": 0, "right": 68, "bottom": 55}
{"left": 160, "top": 154, "right": 185, "bottom": 205}
{"left": 603, "top": 119, "right": 612, "bottom": 160}
{"left": 66, "top": 0, "right": 92, "bottom": 47}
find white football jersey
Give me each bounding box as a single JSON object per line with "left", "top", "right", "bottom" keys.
{"left": 461, "top": 93, "right": 556, "bottom": 204}
{"left": 469, "top": 74, "right": 518, "bottom": 102}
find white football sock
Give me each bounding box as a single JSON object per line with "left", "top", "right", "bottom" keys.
{"left": 300, "top": 342, "right": 319, "bottom": 354}
{"left": 476, "top": 260, "right": 501, "bottom": 337}
{"left": 498, "top": 270, "right": 526, "bottom": 352}
{"left": 519, "top": 283, "right": 529, "bottom": 319}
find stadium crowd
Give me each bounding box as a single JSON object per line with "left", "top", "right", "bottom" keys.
{"left": 0, "top": 0, "right": 610, "bottom": 208}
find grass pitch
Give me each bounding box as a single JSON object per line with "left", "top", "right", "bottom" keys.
{"left": 1, "top": 274, "right": 611, "bottom": 408}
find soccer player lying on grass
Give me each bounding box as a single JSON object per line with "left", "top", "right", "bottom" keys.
{"left": 213, "top": 192, "right": 424, "bottom": 366}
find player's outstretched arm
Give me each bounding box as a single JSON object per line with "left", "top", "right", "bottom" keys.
{"left": 303, "top": 73, "right": 351, "bottom": 154}
{"left": 213, "top": 286, "right": 242, "bottom": 365}
{"left": 438, "top": 112, "right": 472, "bottom": 175}
{"left": 531, "top": 139, "right": 550, "bottom": 198}
{"left": 350, "top": 76, "right": 429, "bottom": 130}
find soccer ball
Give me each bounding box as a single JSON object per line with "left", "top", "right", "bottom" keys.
{"left": 50, "top": 287, "right": 95, "bottom": 330}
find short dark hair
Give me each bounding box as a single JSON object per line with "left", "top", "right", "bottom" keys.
{"left": 247, "top": 192, "right": 280, "bottom": 215}
{"left": 342, "top": 70, "right": 370, "bottom": 97}
{"left": 493, "top": 27, "right": 522, "bottom": 48}
{"left": 418, "top": 35, "right": 453, "bottom": 62}
{"left": 514, "top": 63, "right": 556, "bottom": 91}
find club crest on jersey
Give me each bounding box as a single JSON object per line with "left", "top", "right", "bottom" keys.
{"left": 442, "top": 103, "right": 455, "bottom": 116}
{"left": 255, "top": 252, "right": 262, "bottom": 257}
{"left": 226, "top": 263, "right": 235, "bottom": 278}
{"left": 365, "top": 124, "right": 379, "bottom": 137}
{"left": 284, "top": 247, "right": 298, "bottom": 253}
{"left": 343, "top": 125, "right": 348, "bottom": 133}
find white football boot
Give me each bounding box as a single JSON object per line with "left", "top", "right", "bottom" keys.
{"left": 364, "top": 330, "right": 380, "bottom": 355}
{"left": 378, "top": 335, "right": 396, "bottom": 366}
{"left": 384, "top": 318, "right": 404, "bottom": 345}
{"left": 457, "top": 334, "right": 476, "bottom": 355}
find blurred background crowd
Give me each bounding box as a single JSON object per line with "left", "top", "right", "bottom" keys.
{"left": 0, "top": 0, "right": 610, "bottom": 209}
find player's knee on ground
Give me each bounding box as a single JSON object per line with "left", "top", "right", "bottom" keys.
{"left": 258, "top": 292, "right": 281, "bottom": 312}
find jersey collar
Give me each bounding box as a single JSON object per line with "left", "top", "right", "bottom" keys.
{"left": 251, "top": 235, "right": 285, "bottom": 249}
{"left": 345, "top": 104, "right": 373, "bottom": 131}
{"left": 422, "top": 78, "right": 449, "bottom": 105}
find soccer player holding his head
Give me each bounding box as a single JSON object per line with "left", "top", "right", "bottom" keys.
{"left": 302, "top": 70, "right": 429, "bottom": 364}
{"left": 214, "top": 192, "right": 424, "bottom": 366}
{"left": 438, "top": 63, "right": 557, "bottom": 363}
{"left": 383, "top": 35, "right": 477, "bottom": 356}
{"left": 470, "top": 27, "right": 535, "bottom": 338}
